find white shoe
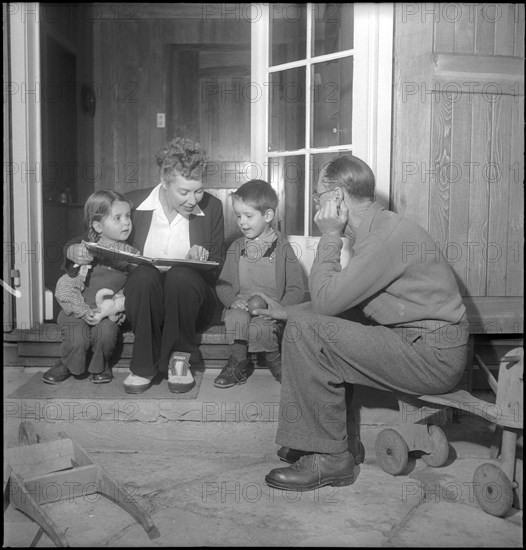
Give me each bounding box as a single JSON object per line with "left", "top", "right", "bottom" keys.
{"left": 167, "top": 352, "right": 195, "bottom": 393}
{"left": 123, "top": 373, "right": 153, "bottom": 394}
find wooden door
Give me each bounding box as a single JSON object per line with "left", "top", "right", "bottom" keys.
{"left": 166, "top": 45, "right": 251, "bottom": 245}
{"left": 392, "top": 3, "right": 524, "bottom": 334}
{"left": 40, "top": 34, "right": 78, "bottom": 305}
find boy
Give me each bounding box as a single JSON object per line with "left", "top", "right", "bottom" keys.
{"left": 214, "top": 180, "right": 305, "bottom": 387}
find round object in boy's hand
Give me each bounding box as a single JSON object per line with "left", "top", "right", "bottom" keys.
{"left": 247, "top": 295, "right": 268, "bottom": 315}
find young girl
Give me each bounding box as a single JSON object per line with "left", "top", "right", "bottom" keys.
{"left": 42, "top": 190, "right": 140, "bottom": 385}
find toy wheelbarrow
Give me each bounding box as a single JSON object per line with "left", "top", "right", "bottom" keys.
{"left": 374, "top": 347, "right": 523, "bottom": 517}
{"left": 3, "top": 422, "right": 160, "bottom": 547}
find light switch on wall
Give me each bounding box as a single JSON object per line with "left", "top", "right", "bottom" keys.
{"left": 157, "top": 113, "right": 165, "bottom": 128}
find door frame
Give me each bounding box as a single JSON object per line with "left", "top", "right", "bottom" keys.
{"left": 250, "top": 3, "right": 394, "bottom": 222}
{"left": 8, "top": 2, "right": 44, "bottom": 329}
{"left": 8, "top": 2, "right": 394, "bottom": 328}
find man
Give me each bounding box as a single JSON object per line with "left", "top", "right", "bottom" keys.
{"left": 253, "top": 155, "right": 469, "bottom": 492}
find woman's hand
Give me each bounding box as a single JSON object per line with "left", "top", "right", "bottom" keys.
{"left": 250, "top": 292, "right": 288, "bottom": 321}
{"left": 314, "top": 196, "right": 349, "bottom": 237}
{"left": 67, "top": 241, "right": 94, "bottom": 265}
{"left": 186, "top": 245, "right": 209, "bottom": 261}
{"left": 231, "top": 298, "right": 248, "bottom": 311}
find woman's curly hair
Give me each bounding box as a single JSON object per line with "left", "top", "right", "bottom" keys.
{"left": 155, "top": 137, "right": 207, "bottom": 181}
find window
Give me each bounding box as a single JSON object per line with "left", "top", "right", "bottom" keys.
{"left": 251, "top": 3, "right": 393, "bottom": 236}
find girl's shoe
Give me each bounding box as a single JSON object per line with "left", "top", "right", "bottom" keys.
{"left": 123, "top": 373, "right": 153, "bottom": 394}
{"left": 167, "top": 352, "right": 195, "bottom": 393}
{"left": 42, "top": 363, "right": 71, "bottom": 384}
{"left": 91, "top": 368, "right": 112, "bottom": 384}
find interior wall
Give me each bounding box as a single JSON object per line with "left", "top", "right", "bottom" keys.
{"left": 40, "top": 3, "right": 94, "bottom": 205}
{"left": 39, "top": 3, "right": 94, "bottom": 312}
{"left": 92, "top": 7, "right": 251, "bottom": 194}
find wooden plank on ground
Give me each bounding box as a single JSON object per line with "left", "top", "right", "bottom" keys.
{"left": 21, "top": 465, "right": 99, "bottom": 504}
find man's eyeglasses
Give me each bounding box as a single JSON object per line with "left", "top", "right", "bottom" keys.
{"left": 313, "top": 189, "right": 333, "bottom": 207}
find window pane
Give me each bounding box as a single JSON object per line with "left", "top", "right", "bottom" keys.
{"left": 268, "top": 155, "right": 305, "bottom": 235}
{"left": 311, "top": 56, "right": 353, "bottom": 148}
{"left": 313, "top": 3, "right": 354, "bottom": 57}
{"left": 270, "top": 3, "right": 307, "bottom": 66}
{"left": 269, "top": 67, "right": 306, "bottom": 152}
{"left": 310, "top": 151, "right": 352, "bottom": 235}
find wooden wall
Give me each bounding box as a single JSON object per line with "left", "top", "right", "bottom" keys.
{"left": 92, "top": 4, "right": 251, "bottom": 243}
{"left": 392, "top": 3, "right": 524, "bottom": 333}
{"left": 92, "top": 6, "right": 250, "bottom": 193}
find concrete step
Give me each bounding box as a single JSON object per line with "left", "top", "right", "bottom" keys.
{"left": 3, "top": 365, "right": 498, "bottom": 448}
{"left": 4, "top": 366, "right": 405, "bottom": 426}
{"left": 4, "top": 323, "right": 230, "bottom": 345}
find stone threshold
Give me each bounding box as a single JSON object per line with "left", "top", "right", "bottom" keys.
{"left": 4, "top": 368, "right": 401, "bottom": 425}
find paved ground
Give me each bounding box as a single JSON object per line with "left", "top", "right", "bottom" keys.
{"left": 3, "top": 367, "right": 523, "bottom": 547}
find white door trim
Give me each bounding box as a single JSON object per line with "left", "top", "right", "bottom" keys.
{"left": 9, "top": 3, "right": 44, "bottom": 328}
{"left": 352, "top": 3, "right": 393, "bottom": 209}
{"left": 250, "top": 3, "right": 394, "bottom": 228}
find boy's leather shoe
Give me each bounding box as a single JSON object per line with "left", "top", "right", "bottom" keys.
{"left": 213, "top": 356, "right": 252, "bottom": 388}
{"left": 265, "top": 451, "right": 355, "bottom": 491}
{"left": 42, "top": 363, "right": 71, "bottom": 384}
{"left": 278, "top": 438, "right": 365, "bottom": 465}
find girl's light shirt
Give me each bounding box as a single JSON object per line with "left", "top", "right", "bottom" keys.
{"left": 137, "top": 183, "right": 204, "bottom": 259}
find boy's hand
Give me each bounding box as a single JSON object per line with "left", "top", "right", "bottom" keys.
{"left": 186, "top": 245, "right": 209, "bottom": 261}
{"left": 231, "top": 298, "right": 248, "bottom": 311}
{"left": 67, "top": 241, "right": 94, "bottom": 265}
{"left": 250, "top": 292, "right": 288, "bottom": 321}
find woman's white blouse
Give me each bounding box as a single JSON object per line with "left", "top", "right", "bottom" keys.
{"left": 136, "top": 183, "right": 204, "bottom": 259}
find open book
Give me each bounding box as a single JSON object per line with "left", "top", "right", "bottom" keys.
{"left": 85, "top": 242, "right": 220, "bottom": 271}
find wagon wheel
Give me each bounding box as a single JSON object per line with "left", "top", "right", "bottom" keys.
{"left": 421, "top": 425, "right": 450, "bottom": 467}
{"left": 18, "top": 422, "right": 40, "bottom": 445}
{"left": 375, "top": 428, "right": 409, "bottom": 475}
{"left": 473, "top": 463, "right": 514, "bottom": 517}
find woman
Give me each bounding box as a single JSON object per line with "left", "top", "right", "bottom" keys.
{"left": 65, "top": 138, "right": 225, "bottom": 393}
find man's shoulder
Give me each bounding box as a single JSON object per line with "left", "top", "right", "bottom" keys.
{"left": 374, "top": 209, "right": 429, "bottom": 240}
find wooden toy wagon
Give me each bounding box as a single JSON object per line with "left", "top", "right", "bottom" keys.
{"left": 3, "top": 422, "right": 160, "bottom": 546}
{"left": 374, "top": 347, "right": 523, "bottom": 517}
